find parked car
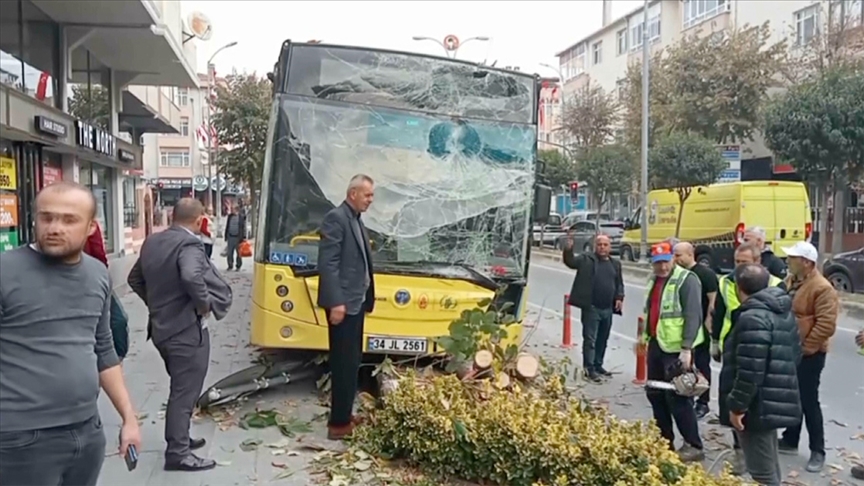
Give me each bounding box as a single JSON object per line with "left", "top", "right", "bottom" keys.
{"left": 562, "top": 211, "right": 612, "bottom": 226}
{"left": 553, "top": 220, "right": 625, "bottom": 254}
{"left": 532, "top": 213, "right": 565, "bottom": 247}
{"left": 823, "top": 247, "right": 864, "bottom": 294}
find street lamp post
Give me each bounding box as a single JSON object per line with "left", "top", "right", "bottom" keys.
{"left": 206, "top": 41, "right": 238, "bottom": 237}
{"left": 411, "top": 35, "right": 489, "bottom": 59}
{"left": 639, "top": 0, "right": 650, "bottom": 263}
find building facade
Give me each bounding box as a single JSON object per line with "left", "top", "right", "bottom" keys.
{"left": 0, "top": 0, "right": 200, "bottom": 257}
{"left": 141, "top": 73, "right": 237, "bottom": 219}
{"left": 553, "top": 0, "right": 864, "bottom": 248}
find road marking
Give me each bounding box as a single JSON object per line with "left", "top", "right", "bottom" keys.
{"left": 526, "top": 302, "right": 721, "bottom": 373}
{"left": 530, "top": 263, "right": 859, "bottom": 334}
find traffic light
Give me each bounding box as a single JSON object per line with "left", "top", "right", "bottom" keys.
{"left": 569, "top": 181, "right": 579, "bottom": 202}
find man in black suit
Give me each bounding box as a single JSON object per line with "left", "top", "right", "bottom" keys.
{"left": 317, "top": 174, "right": 376, "bottom": 441}
{"left": 128, "top": 198, "right": 233, "bottom": 472}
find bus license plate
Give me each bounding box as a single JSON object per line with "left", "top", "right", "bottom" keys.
{"left": 367, "top": 336, "right": 428, "bottom": 354}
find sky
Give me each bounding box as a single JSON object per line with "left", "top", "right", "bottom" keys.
{"left": 182, "top": 0, "right": 644, "bottom": 78}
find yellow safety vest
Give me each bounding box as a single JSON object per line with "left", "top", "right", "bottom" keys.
{"left": 718, "top": 274, "right": 783, "bottom": 351}
{"left": 642, "top": 265, "right": 706, "bottom": 353}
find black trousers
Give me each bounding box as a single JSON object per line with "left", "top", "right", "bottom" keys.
{"left": 327, "top": 311, "right": 365, "bottom": 427}
{"left": 693, "top": 339, "right": 712, "bottom": 406}
{"left": 0, "top": 415, "right": 106, "bottom": 486}
{"left": 155, "top": 325, "right": 210, "bottom": 461}
{"left": 204, "top": 243, "right": 213, "bottom": 258}
{"left": 645, "top": 339, "right": 704, "bottom": 450}
{"left": 781, "top": 352, "right": 826, "bottom": 454}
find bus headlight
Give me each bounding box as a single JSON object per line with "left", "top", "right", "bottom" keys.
{"left": 281, "top": 300, "right": 294, "bottom": 313}
{"left": 280, "top": 326, "right": 293, "bottom": 338}
{"left": 276, "top": 285, "right": 289, "bottom": 297}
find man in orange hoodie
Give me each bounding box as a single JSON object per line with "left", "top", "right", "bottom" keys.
{"left": 777, "top": 241, "right": 838, "bottom": 473}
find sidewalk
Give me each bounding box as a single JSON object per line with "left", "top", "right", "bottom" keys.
{"left": 97, "top": 255, "right": 329, "bottom": 486}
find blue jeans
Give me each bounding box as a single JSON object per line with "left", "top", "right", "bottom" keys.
{"left": 580, "top": 305, "right": 614, "bottom": 372}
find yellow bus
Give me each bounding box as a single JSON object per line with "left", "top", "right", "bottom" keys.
{"left": 250, "top": 41, "right": 549, "bottom": 357}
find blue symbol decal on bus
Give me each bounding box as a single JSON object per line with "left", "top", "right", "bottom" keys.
{"left": 269, "top": 252, "right": 309, "bottom": 266}
{"left": 394, "top": 290, "right": 411, "bottom": 306}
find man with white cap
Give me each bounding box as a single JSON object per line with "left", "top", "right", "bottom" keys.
{"left": 743, "top": 227, "right": 787, "bottom": 280}
{"left": 777, "top": 241, "right": 838, "bottom": 473}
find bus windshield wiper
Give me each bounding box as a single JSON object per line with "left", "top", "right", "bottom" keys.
{"left": 381, "top": 260, "right": 499, "bottom": 291}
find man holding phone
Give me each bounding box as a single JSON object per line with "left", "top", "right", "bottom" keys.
{"left": 0, "top": 183, "right": 141, "bottom": 486}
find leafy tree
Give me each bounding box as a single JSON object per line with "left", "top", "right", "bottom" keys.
{"left": 649, "top": 132, "right": 727, "bottom": 237}
{"left": 763, "top": 66, "right": 864, "bottom": 255}
{"left": 561, "top": 82, "right": 618, "bottom": 152}
{"left": 538, "top": 149, "right": 576, "bottom": 189}
{"left": 575, "top": 144, "right": 636, "bottom": 224}
{"left": 622, "top": 23, "right": 787, "bottom": 146}
{"left": 68, "top": 84, "right": 109, "bottom": 130}
{"left": 211, "top": 73, "right": 271, "bottom": 233}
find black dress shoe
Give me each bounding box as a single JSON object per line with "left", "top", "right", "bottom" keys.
{"left": 190, "top": 438, "right": 206, "bottom": 450}
{"left": 164, "top": 453, "right": 217, "bottom": 472}
{"left": 596, "top": 366, "right": 613, "bottom": 377}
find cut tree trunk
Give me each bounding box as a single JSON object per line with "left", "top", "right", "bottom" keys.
{"left": 515, "top": 353, "right": 540, "bottom": 381}
{"left": 474, "top": 350, "right": 494, "bottom": 370}
{"left": 495, "top": 371, "right": 511, "bottom": 389}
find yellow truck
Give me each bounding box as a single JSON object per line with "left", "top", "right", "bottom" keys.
{"left": 619, "top": 181, "right": 812, "bottom": 271}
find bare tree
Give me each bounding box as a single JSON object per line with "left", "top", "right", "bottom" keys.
{"left": 560, "top": 82, "right": 619, "bottom": 154}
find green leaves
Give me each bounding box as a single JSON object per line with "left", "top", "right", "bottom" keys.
{"left": 562, "top": 82, "right": 620, "bottom": 150}
{"left": 538, "top": 149, "right": 576, "bottom": 188}
{"left": 622, "top": 22, "right": 788, "bottom": 147}
{"left": 649, "top": 133, "right": 727, "bottom": 193}
{"left": 68, "top": 85, "right": 110, "bottom": 130}
{"left": 576, "top": 144, "right": 637, "bottom": 210}
{"left": 434, "top": 290, "right": 519, "bottom": 366}
{"left": 238, "top": 409, "right": 312, "bottom": 438}
{"left": 211, "top": 73, "right": 272, "bottom": 207}
{"left": 763, "top": 66, "right": 864, "bottom": 183}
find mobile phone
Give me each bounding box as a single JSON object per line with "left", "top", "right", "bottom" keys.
{"left": 124, "top": 444, "right": 139, "bottom": 471}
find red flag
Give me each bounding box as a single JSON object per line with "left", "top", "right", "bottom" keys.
{"left": 539, "top": 103, "right": 545, "bottom": 128}
{"left": 35, "top": 72, "right": 49, "bottom": 101}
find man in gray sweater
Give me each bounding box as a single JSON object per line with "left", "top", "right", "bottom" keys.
{"left": 0, "top": 182, "right": 141, "bottom": 486}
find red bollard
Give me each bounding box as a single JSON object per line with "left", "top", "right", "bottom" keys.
{"left": 562, "top": 294, "right": 573, "bottom": 348}
{"left": 633, "top": 316, "right": 647, "bottom": 385}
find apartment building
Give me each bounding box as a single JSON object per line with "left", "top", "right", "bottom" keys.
{"left": 0, "top": 0, "right": 199, "bottom": 259}
{"left": 537, "top": 76, "right": 562, "bottom": 149}
{"left": 555, "top": 0, "right": 863, "bottom": 169}
{"left": 141, "top": 73, "right": 238, "bottom": 219}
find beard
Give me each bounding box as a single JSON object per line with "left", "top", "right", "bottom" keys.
{"left": 37, "top": 239, "right": 85, "bottom": 261}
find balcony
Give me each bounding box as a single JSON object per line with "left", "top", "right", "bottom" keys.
{"left": 122, "top": 85, "right": 180, "bottom": 135}
{"left": 31, "top": 0, "right": 198, "bottom": 88}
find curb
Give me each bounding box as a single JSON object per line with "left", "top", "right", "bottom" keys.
{"left": 530, "top": 249, "right": 864, "bottom": 314}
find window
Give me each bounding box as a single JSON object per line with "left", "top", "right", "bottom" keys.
{"left": 122, "top": 177, "right": 139, "bottom": 228}
{"left": 78, "top": 163, "right": 115, "bottom": 253}
{"left": 683, "top": 0, "right": 730, "bottom": 29}
{"left": 179, "top": 117, "right": 189, "bottom": 136}
{"left": 795, "top": 5, "right": 820, "bottom": 46}
{"left": 631, "top": 15, "right": 661, "bottom": 51}
{"left": 160, "top": 150, "right": 191, "bottom": 167}
{"left": 592, "top": 41, "right": 603, "bottom": 65}
{"left": 178, "top": 88, "right": 188, "bottom": 106}
{"left": 616, "top": 78, "right": 626, "bottom": 101}
{"left": 617, "top": 29, "right": 628, "bottom": 55}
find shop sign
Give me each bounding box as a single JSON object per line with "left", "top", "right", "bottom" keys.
{"left": 34, "top": 116, "right": 68, "bottom": 138}
{"left": 210, "top": 175, "right": 227, "bottom": 191}
{"left": 42, "top": 161, "right": 63, "bottom": 187}
{"left": 0, "top": 193, "right": 19, "bottom": 228}
{"left": 154, "top": 178, "right": 192, "bottom": 189}
{"left": 0, "top": 157, "right": 17, "bottom": 190}
{"left": 75, "top": 120, "right": 116, "bottom": 157}
{"left": 192, "top": 175, "right": 209, "bottom": 191}
{"left": 118, "top": 148, "right": 135, "bottom": 164}
{"left": 0, "top": 230, "right": 18, "bottom": 253}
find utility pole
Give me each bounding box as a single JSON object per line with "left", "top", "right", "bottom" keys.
{"left": 639, "top": 0, "right": 650, "bottom": 263}
{"left": 205, "top": 40, "right": 238, "bottom": 236}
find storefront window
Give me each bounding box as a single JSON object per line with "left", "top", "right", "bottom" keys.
{"left": 40, "top": 150, "right": 63, "bottom": 187}
{"left": 80, "top": 162, "right": 115, "bottom": 253}
{"left": 0, "top": 0, "right": 59, "bottom": 107}
{"left": 0, "top": 140, "right": 19, "bottom": 253}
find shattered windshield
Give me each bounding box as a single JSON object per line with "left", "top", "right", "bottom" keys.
{"left": 262, "top": 45, "right": 537, "bottom": 278}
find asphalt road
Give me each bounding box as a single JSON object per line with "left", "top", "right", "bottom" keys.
{"left": 525, "top": 255, "right": 864, "bottom": 482}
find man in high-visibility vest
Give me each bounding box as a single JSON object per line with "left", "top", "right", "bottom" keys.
{"left": 642, "top": 241, "right": 705, "bottom": 463}
{"left": 710, "top": 242, "right": 786, "bottom": 476}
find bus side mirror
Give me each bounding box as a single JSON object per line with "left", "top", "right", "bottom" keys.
{"left": 533, "top": 184, "right": 552, "bottom": 224}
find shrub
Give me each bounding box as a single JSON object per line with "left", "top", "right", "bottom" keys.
{"left": 354, "top": 372, "right": 741, "bottom": 486}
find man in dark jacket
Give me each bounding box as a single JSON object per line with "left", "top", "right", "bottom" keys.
{"left": 720, "top": 263, "right": 801, "bottom": 486}
{"left": 562, "top": 233, "right": 625, "bottom": 383}
{"left": 224, "top": 206, "right": 247, "bottom": 271}
{"left": 743, "top": 227, "right": 787, "bottom": 279}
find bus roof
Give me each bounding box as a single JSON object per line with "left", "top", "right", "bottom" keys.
{"left": 281, "top": 40, "right": 540, "bottom": 83}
